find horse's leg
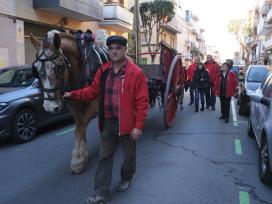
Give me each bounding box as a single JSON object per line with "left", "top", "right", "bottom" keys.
{"left": 69, "top": 99, "right": 98, "bottom": 174}
{"left": 70, "top": 118, "right": 88, "bottom": 174}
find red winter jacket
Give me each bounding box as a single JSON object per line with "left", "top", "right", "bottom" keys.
{"left": 214, "top": 71, "right": 238, "bottom": 97}
{"left": 205, "top": 60, "right": 220, "bottom": 85}
{"left": 70, "top": 60, "right": 149, "bottom": 135}
{"left": 187, "top": 63, "right": 197, "bottom": 82}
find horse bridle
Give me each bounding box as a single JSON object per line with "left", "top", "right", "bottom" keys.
{"left": 32, "top": 45, "right": 71, "bottom": 101}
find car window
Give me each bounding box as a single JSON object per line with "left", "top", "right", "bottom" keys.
{"left": 263, "top": 75, "right": 272, "bottom": 99}
{"left": 247, "top": 67, "right": 269, "bottom": 83}
{"left": 0, "top": 68, "right": 34, "bottom": 87}
{"left": 261, "top": 74, "right": 271, "bottom": 90}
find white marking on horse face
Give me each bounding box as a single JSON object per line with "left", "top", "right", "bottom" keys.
{"left": 47, "top": 30, "right": 60, "bottom": 44}
{"left": 43, "top": 99, "right": 63, "bottom": 113}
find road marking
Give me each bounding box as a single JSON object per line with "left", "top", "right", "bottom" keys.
{"left": 56, "top": 127, "right": 75, "bottom": 136}
{"left": 239, "top": 191, "right": 250, "bottom": 204}
{"left": 231, "top": 100, "right": 238, "bottom": 127}
{"left": 235, "top": 139, "right": 243, "bottom": 155}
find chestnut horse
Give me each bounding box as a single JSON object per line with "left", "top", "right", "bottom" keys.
{"left": 31, "top": 30, "right": 108, "bottom": 174}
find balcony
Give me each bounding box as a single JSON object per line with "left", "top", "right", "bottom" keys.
{"left": 257, "top": 17, "right": 272, "bottom": 36}
{"left": 163, "top": 16, "right": 182, "bottom": 34}
{"left": 263, "top": 38, "right": 272, "bottom": 51}
{"left": 261, "top": 0, "right": 272, "bottom": 15}
{"left": 185, "top": 18, "right": 193, "bottom": 27}
{"left": 267, "top": 8, "right": 272, "bottom": 24}
{"left": 33, "top": 0, "right": 103, "bottom": 21}
{"left": 98, "top": 3, "right": 133, "bottom": 32}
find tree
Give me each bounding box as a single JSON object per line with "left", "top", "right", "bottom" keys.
{"left": 140, "top": 0, "right": 175, "bottom": 63}
{"left": 228, "top": 18, "right": 252, "bottom": 67}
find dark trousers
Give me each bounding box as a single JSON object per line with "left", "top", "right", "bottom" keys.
{"left": 220, "top": 96, "right": 231, "bottom": 119}
{"left": 95, "top": 119, "right": 136, "bottom": 199}
{"left": 189, "top": 82, "right": 195, "bottom": 103}
{"left": 195, "top": 88, "right": 205, "bottom": 108}
{"left": 206, "top": 84, "right": 216, "bottom": 108}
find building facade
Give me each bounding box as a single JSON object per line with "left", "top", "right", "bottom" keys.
{"left": 0, "top": 0, "right": 133, "bottom": 67}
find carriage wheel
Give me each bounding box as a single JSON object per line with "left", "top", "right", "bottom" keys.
{"left": 163, "top": 55, "right": 183, "bottom": 128}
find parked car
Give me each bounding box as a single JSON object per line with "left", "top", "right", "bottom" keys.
{"left": 0, "top": 65, "right": 71, "bottom": 143}
{"left": 238, "top": 65, "right": 270, "bottom": 115}
{"left": 247, "top": 71, "right": 272, "bottom": 185}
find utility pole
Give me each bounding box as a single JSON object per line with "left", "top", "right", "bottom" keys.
{"left": 133, "top": 0, "right": 141, "bottom": 65}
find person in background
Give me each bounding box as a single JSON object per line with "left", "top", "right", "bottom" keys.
{"left": 179, "top": 66, "right": 187, "bottom": 110}
{"left": 205, "top": 55, "right": 220, "bottom": 110}
{"left": 63, "top": 35, "right": 149, "bottom": 204}
{"left": 187, "top": 56, "right": 200, "bottom": 105}
{"left": 192, "top": 63, "right": 209, "bottom": 112}
{"left": 214, "top": 63, "right": 238, "bottom": 123}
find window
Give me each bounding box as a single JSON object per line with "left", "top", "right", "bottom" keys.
{"left": 247, "top": 66, "right": 269, "bottom": 83}
{"left": 0, "top": 68, "right": 34, "bottom": 87}
{"left": 141, "top": 58, "right": 148, "bottom": 65}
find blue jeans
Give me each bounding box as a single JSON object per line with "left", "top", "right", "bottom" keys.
{"left": 205, "top": 84, "right": 216, "bottom": 107}
{"left": 195, "top": 88, "right": 205, "bottom": 108}
{"left": 189, "top": 82, "right": 195, "bottom": 103}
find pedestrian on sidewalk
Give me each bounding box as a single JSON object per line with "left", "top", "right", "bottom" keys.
{"left": 205, "top": 55, "right": 220, "bottom": 110}
{"left": 63, "top": 35, "right": 149, "bottom": 204}
{"left": 187, "top": 56, "right": 200, "bottom": 106}
{"left": 192, "top": 63, "right": 209, "bottom": 112}
{"left": 214, "top": 63, "right": 238, "bottom": 123}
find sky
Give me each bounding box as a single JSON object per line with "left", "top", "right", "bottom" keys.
{"left": 180, "top": 0, "right": 257, "bottom": 61}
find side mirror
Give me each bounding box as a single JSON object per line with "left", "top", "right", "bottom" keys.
{"left": 260, "top": 97, "right": 270, "bottom": 107}
{"left": 247, "top": 89, "right": 270, "bottom": 107}
{"left": 32, "top": 79, "right": 40, "bottom": 88}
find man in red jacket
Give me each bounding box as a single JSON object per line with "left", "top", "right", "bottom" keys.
{"left": 187, "top": 56, "right": 200, "bottom": 105}
{"left": 205, "top": 55, "right": 220, "bottom": 110}
{"left": 63, "top": 35, "right": 149, "bottom": 204}
{"left": 214, "top": 63, "right": 238, "bottom": 123}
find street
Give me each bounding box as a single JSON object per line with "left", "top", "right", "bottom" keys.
{"left": 1, "top": 93, "right": 272, "bottom": 204}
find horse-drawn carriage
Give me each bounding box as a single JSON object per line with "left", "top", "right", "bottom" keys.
{"left": 139, "top": 41, "right": 186, "bottom": 128}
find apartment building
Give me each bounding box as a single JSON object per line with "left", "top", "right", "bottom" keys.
{"left": 0, "top": 0, "right": 133, "bottom": 67}
{"left": 182, "top": 9, "right": 206, "bottom": 66}
{"left": 139, "top": 0, "right": 206, "bottom": 66}
{"left": 256, "top": 0, "right": 272, "bottom": 65}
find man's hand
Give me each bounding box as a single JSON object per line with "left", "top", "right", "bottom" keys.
{"left": 130, "top": 128, "right": 142, "bottom": 141}
{"left": 63, "top": 92, "right": 72, "bottom": 99}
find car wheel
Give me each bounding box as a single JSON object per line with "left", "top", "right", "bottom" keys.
{"left": 247, "top": 119, "right": 254, "bottom": 138}
{"left": 12, "top": 109, "right": 37, "bottom": 143}
{"left": 259, "top": 137, "right": 272, "bottom": 185}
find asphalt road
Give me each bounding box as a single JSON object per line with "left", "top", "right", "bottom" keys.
{"left": 1, "top": 93, "right": 272, "bottom": 204}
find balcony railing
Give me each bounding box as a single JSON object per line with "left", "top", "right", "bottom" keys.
{"left": 261, "top": 0, "right": 272, "bottom": 15}
{"left": 267, "top": 8, "right": 272, "bottom": 24}
{"left": 98, "top": 2, "right": 133, "bottom": 31}
{"left": 263, "top": 38, "right": 272, "bottom": 50}
{"left": 257, "top": 17, "right": 272, "bottom": 36}
{"left": 163, "top": 16, "right": 182, "bottom": 33}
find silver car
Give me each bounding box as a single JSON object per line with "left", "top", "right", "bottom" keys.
{"left": 248, "top": 71, "right": 272, "bottom": 185}
{"left": 0, "top": 65, "right": 71, "bottom": 143}
{"left": 238, "top": 65, "right": 270, "bottom": 115}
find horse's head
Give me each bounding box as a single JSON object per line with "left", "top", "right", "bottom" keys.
{"left": 31, "top": 30, "right": 69, "bottom": 113}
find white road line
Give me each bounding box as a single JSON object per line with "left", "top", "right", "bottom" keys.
{"left": 231, "top": 99, "right": 238, "bottom": 127}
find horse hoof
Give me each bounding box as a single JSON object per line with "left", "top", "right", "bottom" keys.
{"left": 70, "top": 165, "right": 86, "bottom": 175}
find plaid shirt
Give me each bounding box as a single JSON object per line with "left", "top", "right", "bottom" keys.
{"left": 104, "top": 61, "right": 127, "bottom": 119}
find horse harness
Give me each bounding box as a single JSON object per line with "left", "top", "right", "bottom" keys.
{"left": 32, "top": 41, "right": 71, "bottom": 101}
